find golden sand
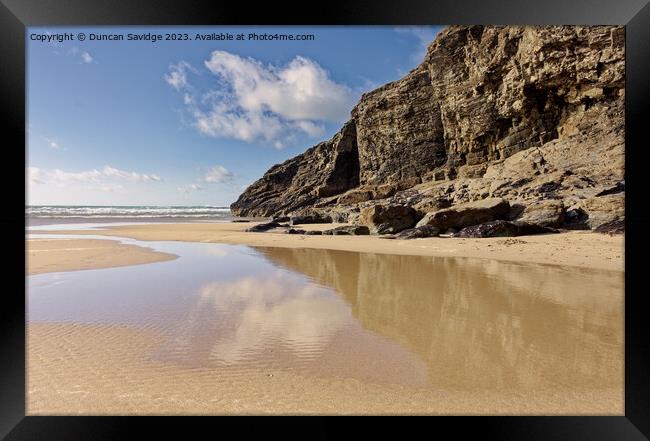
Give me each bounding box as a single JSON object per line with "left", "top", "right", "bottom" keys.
{"left": 26, "top": 223, "right": 624, "bottom": 414}
{"left": 31, "top": 222, "right": 624, "bottom": 271}
{"left": 27, "top": 238, "right": 177, "bottom": 275}
{"left": 27, "top": 323, "right": 622, "bottom": 415}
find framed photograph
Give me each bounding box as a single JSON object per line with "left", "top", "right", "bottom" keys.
{"left": 3, "top": 0, "right": 649, "bottom": 438}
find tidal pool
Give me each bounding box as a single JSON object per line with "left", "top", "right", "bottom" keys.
{"left": 26, "top": 235, "right": 624, "bottom": 414}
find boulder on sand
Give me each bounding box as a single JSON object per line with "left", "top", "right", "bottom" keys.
{"left": 517, "top": 200, "right": 565, "bottom": 227}
{"left": 323, "top": 225, "right": 370, "bottom": 236}
{"left": 454, "top": 220, "right": 558, "bottom": 238}
{"left": 416, "top": 198, "right": 510, "bottom": 230}
{"left": 392, "top": 225, "right": 440, "bottom": 239}
{"left": 246, "top": 221, "right": 281, "bottom": 232}
{"left": 593, "top": 219, "right": 624, "bottom": 234}
{"left": 360, "top": 204, "right": 419, "bottom": 234}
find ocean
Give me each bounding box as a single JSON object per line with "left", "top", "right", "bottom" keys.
{"left": 26, "top": 205, "right": 234, "bottom": 225}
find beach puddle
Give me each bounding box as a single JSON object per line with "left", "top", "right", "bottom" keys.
{"left": 26, "top": 238, "right": 624, "bottom": 413}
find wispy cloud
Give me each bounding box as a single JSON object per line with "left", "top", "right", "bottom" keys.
{"left": 167, "top": 52, "right": 355, "bottom": 148}
{"left": 41, "top": 136, "right": 60, "bottom": 150}
{"left": 177, "top": 183, "right": 205, "bottom": 194}
{"left": 68, "top": 46, "right": 96, "bottom": 64}
{"left": 177, "top": 164, "right": 235, "bottom": 196}
{"left": 164, "top": 61, "right": 196, "bottom": 91}
{"left": 101, "top": 165, "right": 161, "bottom": 182}
{"left": 80, "top": 51, "right": 94, "bottom": 64}
{"left": 204, "top": 165, "right": 234, "bottom": 183}
{"left": 28, "top": 165, "right": 162, "bottom": 187}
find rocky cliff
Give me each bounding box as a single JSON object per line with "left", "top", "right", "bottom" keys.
{"left": 231, "top": 25, "right": 625, "bottom": 234}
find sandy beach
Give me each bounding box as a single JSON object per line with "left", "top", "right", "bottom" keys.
{"left": 27, "top": 322, "right": 622, "bottom": 415}
{"left": 26, "top": 223, "right": 624, "bottom": 415}
{"left": 27, "top": 238, "right": 177, "bottom": 275}
{"left": 31, "top": 222, "right": 624, "bottom": 272}
{"left": 25, "top": 22, "right": 628, "bottom": 419}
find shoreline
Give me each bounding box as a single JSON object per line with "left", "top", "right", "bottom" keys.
{"left": 30, "top": 222, "right": 624, "bottom": 272}
{"left": 27, "top": 238, "right": 177, "bottom": 275}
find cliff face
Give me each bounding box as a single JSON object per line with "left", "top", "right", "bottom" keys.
{"left": 231, "top": 25, "right": 624, "bottom": 231}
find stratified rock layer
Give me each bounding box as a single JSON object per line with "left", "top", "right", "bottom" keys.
{"left": 231, "top": 25, "right": 625, "bottom": 232}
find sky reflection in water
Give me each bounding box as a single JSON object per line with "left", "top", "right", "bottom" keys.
{"left": 27, "top": 236, "right": 623, "bottom": 391}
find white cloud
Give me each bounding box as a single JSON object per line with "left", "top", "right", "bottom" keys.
{"left": 193, "top": 102, "right": 285, "bottom": 143}
{"left": 80, "top": 51, "right": 94, "bottom": 64}
{"left": 394, "top": 26, "right": 439, "bottom": 62}
{"left": 204, "top": 165, "right": 234, "bottom": 183}
{"left": 67, "top": 47, "right": 95, "bottom": 64}
{"left": 168, "top": 51, "right": 355, "bottom": 148}
{"left": 203, "top": 52, "right": 352, "bottom": 122}
{"left": 42, "top": 136, "right": 60, "bottom": 150}
{"left": 177, "top": 183, "right": 205, "bottom": 194}
{"left": 101, "top": 165, "right": 161, "bottom": 182}
{"left": 28, "top": 165, "right": 162, "bottom": 187}
{"left": 292, "top": 120, "right": 325, "bottom": 137}
{"left": 190, "top": 272, "right": 349, "bottom": 363}
{"left": 27, "top": 167, "right": 46, "bottom": 185}
{"left": 165, "top": 61, "right": 195, "bottom": 91}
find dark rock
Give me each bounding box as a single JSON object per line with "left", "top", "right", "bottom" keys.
{"left": 564, "top": 207, "right": 590, "bottom": 230}
{"left": 246, "top": 221, "right": 281, "bottom": 232}
{"left": 232, "top": 219, "right": 251, "bottom": 223}
{"left": 514, "top": 222, "right": 559, "bottom": 236}
{"left": 594, "top": 219, "right": 624, "bottom": 234}
{"left": 393, "top": 225, "right": 441, "bottom": 239}
{"left": 455, "top": 220, "right": 558, "bottom": 238}
{"left": 285, "top": 228, "right": 306, "bottom": 234}
{"left": 290, "top": 212, "right": 333, "bottom": 225}
{"left": 595, "top": 181, "right": 625, "bottom": 197}
{"left": 416, "top": 198, "right": 510, "bottom": 230}
{"left": 305, "top": 230, "right": 323, "bottom": 235}
{"left": 360, "top": 204, "right": 419, "bottom": 234}
{"left": 272, "top": 216, "right": 290, "bottom": 222}
{"left": 536, "top": 181, "right": 562, "bottom": 194}
{"left": 323, "top": 225, "right": 370, "bottom": 236}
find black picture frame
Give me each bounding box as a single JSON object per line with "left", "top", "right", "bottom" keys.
{"left": 3, "top": 0, "right": 649, "bottom": 439}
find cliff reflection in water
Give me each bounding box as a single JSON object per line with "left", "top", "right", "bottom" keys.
{"left": 252, "top": 247, "right": 623, "bottom": 392}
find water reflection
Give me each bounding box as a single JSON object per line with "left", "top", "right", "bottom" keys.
{"left": 28, "top": 239, "right": 623, "bottom": 393}
{"left": 252, "top": 247, "right": 623, "bottom": 392}
{"left": 165, "top": 272, "right": 349, "bottom": 364}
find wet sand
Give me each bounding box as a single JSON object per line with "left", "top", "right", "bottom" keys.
{"left": 31, "top": 222, "right": 624, "bottom": 271}
{"left": 28, "top": 322, "right": 622, "bottom": 415}
{"left": 27, "top": 239, "right": 177, "bottom": 275}
{"left": 26, "top": 225, "right": 624, "bottom": 414}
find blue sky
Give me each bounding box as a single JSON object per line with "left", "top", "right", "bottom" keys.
{"left": 27, "top": 26, "right": 443, "bottom": 206}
